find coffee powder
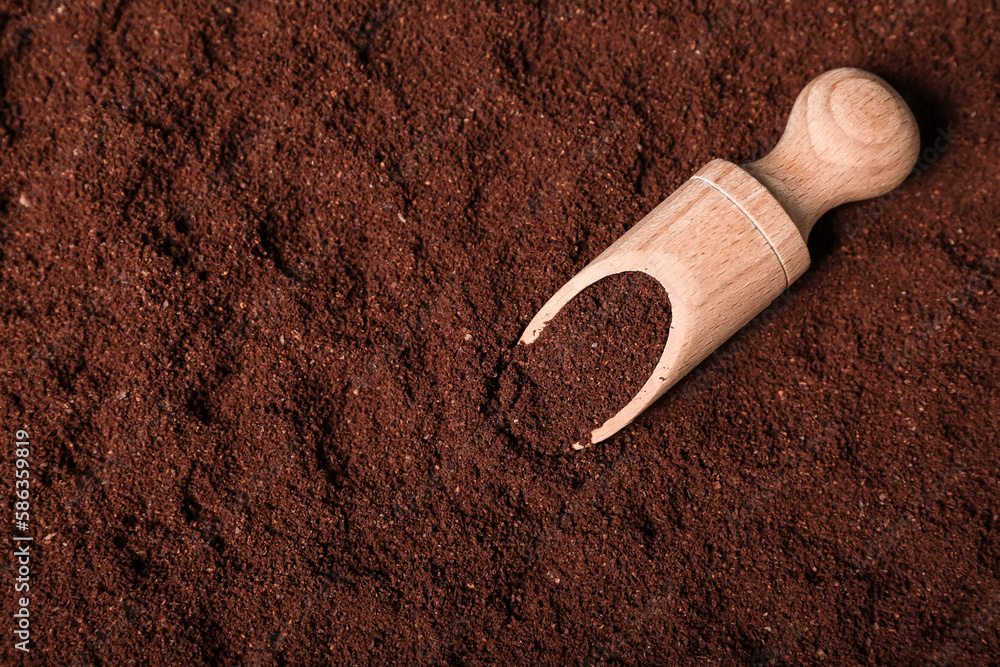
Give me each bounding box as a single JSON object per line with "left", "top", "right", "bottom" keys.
{"left": 496, "top": 271, "right": 671, "bottom": 454}
{"left": 1, "top": 1, "right": 997, "bottom": 664}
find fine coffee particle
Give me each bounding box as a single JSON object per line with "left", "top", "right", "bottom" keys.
{"left": 497, "top": 271, "right": 671, "bottom": 453}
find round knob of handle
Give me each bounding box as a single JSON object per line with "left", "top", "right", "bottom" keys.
{"left": 743, "top": 68, "right": 921, "bottom": 239}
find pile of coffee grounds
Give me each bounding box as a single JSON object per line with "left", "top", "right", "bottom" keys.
{"left": 496, "top": 271, "right": 671, "bottom": 454}
{"left": 2, "top": 1, "right": 998, "bottom": 665}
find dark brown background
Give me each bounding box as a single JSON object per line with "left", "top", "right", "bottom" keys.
{"left": 1, "top": 0, "right": 997, "bottom": 664}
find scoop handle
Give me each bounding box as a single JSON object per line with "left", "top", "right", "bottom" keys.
{"left": 742, "top": 68, "right": 920, "bottom": 240}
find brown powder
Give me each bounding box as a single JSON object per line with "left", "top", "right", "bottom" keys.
{"left": 496, "top": 271, "right": 671, "bottom": 454}
{"left": 1, "top": 1, "right": 998, "bottom": 665}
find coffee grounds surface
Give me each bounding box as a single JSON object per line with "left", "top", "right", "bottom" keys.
{"left": 1, "top": 1, "right": 998, "bottom": 665}
{"left": 496, "top": 271, "right": 671, "bottom": 454}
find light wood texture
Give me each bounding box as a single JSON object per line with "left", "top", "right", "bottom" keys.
{"left": 518, "top": 68, "right": 919, "bottom": 447}
{"left": 743, "top": 68, "right": 920, "bottom": 239}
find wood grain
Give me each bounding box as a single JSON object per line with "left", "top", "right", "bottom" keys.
{"left": 743, "top": 68, "right": 920, "bottom": 239}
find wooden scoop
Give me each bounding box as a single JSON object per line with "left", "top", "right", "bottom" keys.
{"left": 519, "top": 68, "right": 920, "bottom": 447}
